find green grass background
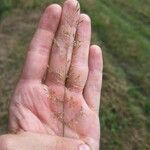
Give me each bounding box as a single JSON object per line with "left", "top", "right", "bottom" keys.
{"left": 0, "top": 0, "right": 149, "bottom": 149}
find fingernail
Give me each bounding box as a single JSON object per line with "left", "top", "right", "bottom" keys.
{"left": 79, "top": 144, "right": 90, "bottom": 150}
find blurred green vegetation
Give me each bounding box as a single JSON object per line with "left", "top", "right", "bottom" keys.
{"left": 0, "top": 0, "right": 150, "bottom": 149}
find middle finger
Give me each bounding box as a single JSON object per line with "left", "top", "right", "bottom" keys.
{"left": 46, "top": 0, "right": 80, "bottom": 86}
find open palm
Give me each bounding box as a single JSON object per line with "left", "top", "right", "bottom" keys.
{"left": 8, "top": 0, "right": 103, "bottom": 149}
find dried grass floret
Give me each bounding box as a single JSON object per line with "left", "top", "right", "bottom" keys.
{"left": 73, "top": 39, "right": 81, "bottom": 49}
{"left": 48, "top": 67, "right": 65, "bottom": 83}
{"left": 48, "top": 90, "right": 63, "bottom": 103}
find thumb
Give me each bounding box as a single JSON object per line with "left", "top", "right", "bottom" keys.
{"left": 0, "top": 132, "right": 90, "bottom": 150}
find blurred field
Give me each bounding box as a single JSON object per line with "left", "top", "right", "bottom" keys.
{"left": 0, "top": 0, "right": 150, "bottom": 149}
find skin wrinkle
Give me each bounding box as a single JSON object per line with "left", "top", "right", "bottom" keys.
{"left": 15, "top": 105, "right": 34, "bottom": 132}
{"left": 43, "top": 124, "right": 56, "bottom": 136}
{"left": 10, "top": 109, "right": 22, "bottom": 134}
{"left": 11, "top": 85, "right": 61, "bottom": 135}
{"left": 13, "top": 103, "right": 43, "bottom": 133}
{"left": 35, "top": 107, "right": 57, "bottom": 134}
{"left": 77, "top": 19, "right": 84, "bottom": 26}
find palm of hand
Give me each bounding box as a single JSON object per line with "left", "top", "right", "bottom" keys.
{"left": 10, "top": 78, "right": 99, "bottom": 143}
{"left": 8, "top": 0, "right": 103, "bottom": 149}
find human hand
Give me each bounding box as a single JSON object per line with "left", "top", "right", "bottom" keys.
{"left": 0, "top": 0, "right": 103, "bottom": 149}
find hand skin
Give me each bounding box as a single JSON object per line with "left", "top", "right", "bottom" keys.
{"left": 0, "top": 0, "right": 103, "bottom": 149}
{"left": 0, "top": 132, "right": 88, "bottom": 150}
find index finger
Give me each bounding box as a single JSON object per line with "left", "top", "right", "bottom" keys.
{"left": 21, "top": 4, "right": 62, "bottom": 81}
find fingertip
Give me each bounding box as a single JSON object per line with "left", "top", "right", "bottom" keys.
{"left": 39, "top": 4, "right": 62, "bottom": 31}
{"left": 45, "top": 4, "right": 62, "bottom": 17}
{"left": 89, "top": 45, "right": 103, "bottom": 71}
{"left": 90, "top": 45, "right": 102, "bottom": 56}
{"left": 80, "top": 14, "right": 91, "bottom": 24}
{"left": 77, "top": 14, "right": 91, "bottom": 41}
{"left": 64, "top": 0, "right": 80, "bottom": 11}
